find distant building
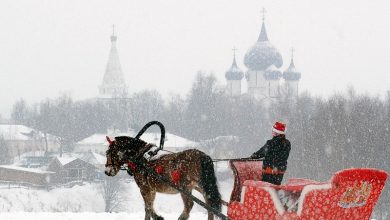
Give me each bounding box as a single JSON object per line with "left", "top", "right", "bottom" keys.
{"left": 139, "top": 132, "right": 199, "bottom": 152}
{"left": 283, "top": 53, "right": 302, "bottom": 98}
{"left": 0, "top": 165, "right": 54, "bottom": 188}
{"left": 79, "top": 151, "right": 106, "bottom": 169}
{"left": 0, "top": 124, "right": 59, "bottom": 159}
{"left": 17, "top": 151, "right": 53, "bottom": 168}
{"left": 74, "top": 129, "right": 130, "bottom": 154}
{"left": 75, "top": 131, "right": 198, "bottom": 154}
{"left": 225, "top": 9, "right": 302, "bottom": 99}
{"left": 98, "top": 26, "right": 128, "bottom": 99}
{"left": 225, "top": 49, "right": 244, "bottom": 97}
{"left": 47, "top": 156, "right": 97, "bottom": 184}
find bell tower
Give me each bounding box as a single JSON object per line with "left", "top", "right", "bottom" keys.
{"left": 98, "top": 25, "right": 128, "bottom": 98}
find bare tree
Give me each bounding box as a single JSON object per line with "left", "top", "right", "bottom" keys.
{"left": 11, "top": 98, "right": 30, "bottom": 124}
{"left": 100, "top": 175, "right": 125, "bottom": 212}
{"left": 129, "top": 90, "right": 165, "bottom": 131}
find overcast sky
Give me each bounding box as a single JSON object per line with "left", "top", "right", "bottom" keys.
{"left": 1, "top": 0, "right": 390, "bottom": 118}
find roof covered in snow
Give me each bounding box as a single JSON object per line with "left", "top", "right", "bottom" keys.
{"left": 55, "top": 156, "right": 78, "bottom": 166}
{"left": 0, "top": 124, "right": 58, "bottom": 141}
{"left": 0, "top": 165, "right": 54, "bottom": 174}
{"left": 138, "top": 132, "right": 198, "bottom": 149}
{"left": 0, "top": 124, "right": 36, "bottom": 141}
{"left": 77, "top": 132, "right": 131, "bottom": 145}
{"left": 77, "top": 131, "right": 198, "bottom": 149}
{"left": 80, "top": 152, "right": 106, "bottom": 165}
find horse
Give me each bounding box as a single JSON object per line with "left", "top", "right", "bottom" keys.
{"left": 104, "top": 135, "right": 222, "bottom": 220}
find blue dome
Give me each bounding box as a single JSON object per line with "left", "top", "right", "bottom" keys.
{"left": 244, "top": 22, "right": 283, "bottom": 71}
{"left": 225, "top": 56, "right": 244, "bottom": 80}
{"left": 283, "top": 58, "right": 301, "bottom": 81}
{"left": 264, "top": 65, "right": 282, "bottom": 80}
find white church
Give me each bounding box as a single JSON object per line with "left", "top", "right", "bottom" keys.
{"left": 98, "top": 26, "right": 128, "bottom": 99}
{"left": 97, "top": 12, "right": 302, "bottom": 101}
{"left": 225, "top": 13, "right": 302, "bottom": 99}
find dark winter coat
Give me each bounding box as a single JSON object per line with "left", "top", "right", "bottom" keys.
{"left": 250, "top": 135, "right": 291, "bottom": 172}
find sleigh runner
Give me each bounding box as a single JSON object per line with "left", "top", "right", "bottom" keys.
{"left": 104, "top": 121, "right": 388, "bottom": 220}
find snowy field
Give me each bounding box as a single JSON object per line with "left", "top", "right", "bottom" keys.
{"left": 0, "top": 181, "right": 232, "bottom": 219}
{"left": 0, "top": 163, "right": 233, "bottom": 219}
{"left": 0, "top": 212, "right": 208, "bottom": 220}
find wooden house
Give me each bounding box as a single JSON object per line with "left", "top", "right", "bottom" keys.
{"left": 47, "top": 156, "right": 97, "bottom": 184}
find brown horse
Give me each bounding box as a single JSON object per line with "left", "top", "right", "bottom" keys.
{"left": 104, "top": 135, "right": 222, "bottom": 220}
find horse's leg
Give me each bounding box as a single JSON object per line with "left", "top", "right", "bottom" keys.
{"left": 178, "top": 190, "right": 194, "bottom": 220}
{"left": 140, "top": 188, "right": 153, "bottom": 220}
{"left": 204, "top": 192, "right": 215, "bottom": 220}
{"left": 195, "top": 187, "right": 214, "bottom": 220}
{"left": 140, "top": 189, "right": 163, "bottom": 220}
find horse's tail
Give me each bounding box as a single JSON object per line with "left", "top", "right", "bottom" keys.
{"left": 199, "top": 152, "right": 222, "bottom": 214}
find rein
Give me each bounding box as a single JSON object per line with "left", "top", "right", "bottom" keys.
{"left": 106, "top": 121, "right": 261, "bottom": 220}
{"left": 212, "top": 158, "right": 264, "bottom": 162}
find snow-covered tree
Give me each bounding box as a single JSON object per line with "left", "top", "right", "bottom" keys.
{"left": 0, "top": 136, "right": 12, "bottom": 164}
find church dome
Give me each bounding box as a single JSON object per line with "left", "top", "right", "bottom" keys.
{"left": 283, "top": 57, "right": 301, "bottom": 81}
{"left": 264, "top": 65, "right": 282, "bottom": 80}
{"left": 225, "top": 53, "right": 244, "bottom": 80}
{"left": 244, "top": 21, "right": 283, "bottom": 71}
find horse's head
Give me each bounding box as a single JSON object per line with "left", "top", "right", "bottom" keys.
{"left": 104, "top": 136, "right": 147, "bottom": 176}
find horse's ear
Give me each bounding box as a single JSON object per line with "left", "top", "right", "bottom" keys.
{"left": 106, "top": 136, "right": 114, "bottom": 146}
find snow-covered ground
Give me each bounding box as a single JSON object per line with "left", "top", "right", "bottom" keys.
{"left": 0, "top": 212, "right": 208, "bottom": 220}
{"left": 0, "top": 163, "right": 234, "bottom": 219}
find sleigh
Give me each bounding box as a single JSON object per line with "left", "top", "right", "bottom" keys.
{"left": 105, "top": 121, "right": 388, "bottom": 220}
{"left": 227, "top": 160, "right": 388, "bottom": 220}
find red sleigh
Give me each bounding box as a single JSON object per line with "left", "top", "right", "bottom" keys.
{"left": 227, "top": 160, "right": 388, "bottom": 220}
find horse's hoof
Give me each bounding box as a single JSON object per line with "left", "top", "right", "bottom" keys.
{"left": 155, "top": 216, "right": 164, "bottom": 220}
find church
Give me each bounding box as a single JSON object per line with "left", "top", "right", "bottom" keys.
{"left": 98, "top": 26, "right": 128, "bottom": 99}
{"left": 225, "top": 11, "right": 302, "bottom": 99}
{"left": 97, "top": 11, "right": 302, "bottom": 101}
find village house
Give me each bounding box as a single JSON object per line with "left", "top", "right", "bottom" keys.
{"left": 0, "top": 124, "right": 60, "bottom": 160}
{"left": 47, "top": 155, "right": 98, "bottom": 185}
{"left": 75, "top": 131, "right": 199, "bottom": 154}
{"left": 0, "top": 165, "right": 54, "bottom": 188}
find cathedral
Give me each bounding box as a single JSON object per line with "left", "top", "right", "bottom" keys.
{"left": 225, "top": 12, "right": 302, "bottom": 99}
{"left": 98, "top": 11, "right": 301, "bottom": 101}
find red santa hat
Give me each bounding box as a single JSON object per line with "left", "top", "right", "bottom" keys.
{"left": 272, "top": 121, "right": 286, "bottom": 134}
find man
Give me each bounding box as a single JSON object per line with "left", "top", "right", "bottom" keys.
{"left": 250, "top": 121, "right": 291, "bottom": 185}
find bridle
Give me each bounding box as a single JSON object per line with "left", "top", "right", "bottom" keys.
{"left": 105, "top": 137, "right": 124, "bottom": 169}
{"left": 105, "top": 136, "right": 144, "bottom": 172}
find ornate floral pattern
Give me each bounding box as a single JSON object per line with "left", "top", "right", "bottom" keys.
{"left": 228, "top": 168, "right": 388, "bottom": 220}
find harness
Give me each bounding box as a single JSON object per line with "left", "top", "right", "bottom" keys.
{"left": 105, "top": 121, "right": 228, "bottom": 219}
{"left": 127, "top": 161, "right": 164, "bottom": 174}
